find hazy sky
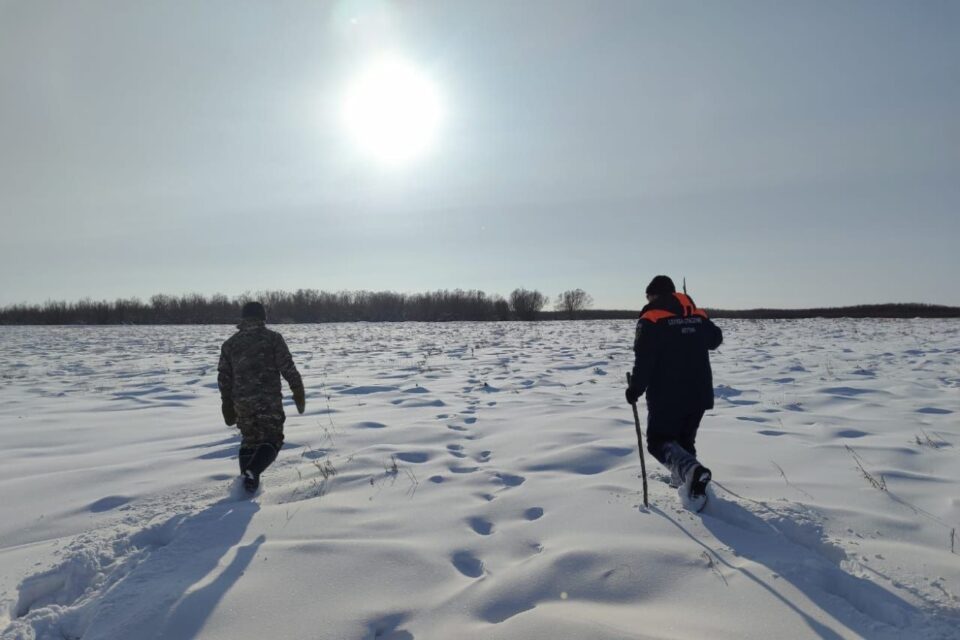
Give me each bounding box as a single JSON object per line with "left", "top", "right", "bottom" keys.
{"left": 2, "top": 0, "right": 958, "bottom": 309}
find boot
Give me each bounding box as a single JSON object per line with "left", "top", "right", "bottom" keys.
{"left": 239, "top": 446, "right": 256, "bottom": 475}
{"left": 686, "top": 464, "right": 712, "bottom": 499}
{"left": 669, "top": 465, "right": 683, "bottom": 488}
{"left": 246, "top": 442, "right": 279, "bottom": 477}
{"left": 242, "top": 469, "right": 259, "bottom": 492}
{"left": 679, "top": 463, "right": 711, "bottom": 512}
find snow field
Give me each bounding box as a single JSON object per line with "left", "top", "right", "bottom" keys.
{"left": 1, "top": 319, "right": 958, "bottom": 639}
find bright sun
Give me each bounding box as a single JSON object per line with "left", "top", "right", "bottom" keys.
{"left": 341, "top": 56, "right": 443, "bottom": 165}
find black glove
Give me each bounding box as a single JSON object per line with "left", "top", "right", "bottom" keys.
{"left": 292, "top": 386, "right": 306, "bottom": 414}
{"left": 222, "top": 400, "right": 237, "bottom": 426}
{"left": 625, "top": 386, "right": 641, "bottom": 406}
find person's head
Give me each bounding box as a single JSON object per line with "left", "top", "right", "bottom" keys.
{"left": 241, "top": 301, "right": 267, "bottom": 322}
{"left": 645, "top": 275, "right": 675, "bottom": 302}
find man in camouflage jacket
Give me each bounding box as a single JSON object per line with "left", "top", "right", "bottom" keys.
{"left": 218, "top": 301, "right": 305, "bottom": 491}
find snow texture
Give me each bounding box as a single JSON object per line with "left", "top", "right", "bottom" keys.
{"left": 1, "top": 320, "right": 959, "bottom": 639}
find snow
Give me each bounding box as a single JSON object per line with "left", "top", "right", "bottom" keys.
{"left": 1, "top": 319, "right": 959, "bottom": 639}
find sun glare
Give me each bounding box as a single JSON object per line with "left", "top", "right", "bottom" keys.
{"left": 341, "top": 56, "right": 443, "bottom": 165}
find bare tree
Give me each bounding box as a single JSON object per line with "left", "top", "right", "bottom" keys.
{"left": 492, "top": 295, "right": 511, "bottom": 321}
{"left": 555, "top": 289, "right": 594, "bottom": 320}
{"left": 509, "top": 288, "right": 546, "bottom": 321}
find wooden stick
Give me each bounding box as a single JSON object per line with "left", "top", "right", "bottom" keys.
{"left": 627, "top": 373, "right": 649, "bottom": 508}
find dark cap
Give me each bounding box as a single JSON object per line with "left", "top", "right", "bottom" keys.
{"left": 241, "top": 301, "right": 267, "bottom": 321}
{"left": 645, "top": 275, "right": 676, "bottom": 296}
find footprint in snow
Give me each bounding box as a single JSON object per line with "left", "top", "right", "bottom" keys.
{"left": 394, "top": 451, "right": 430, "bottom": 463}
{"left": 354, "top": 421, "right": 387, "bottom": 429}
{"left": 365, "top": 613, "right": 414, "bottom": 640}
{"left": 833, "top": 428, "right": 869, "bottom": 438}
{"left": 452, "top": 551, "right": 484, "bottom": 578}
{"left": 88, "top": 496, "right": 132, "bottom": 513}
{"left": 523, "top": 507, "right": 544, "bottom": 521}
{"left": 494, "top": 472, "right": 525, "bottom": 487}
{"left": 467, "top": 516, "right": 494, "bottom": 535}
{"left": 757, "top": 430, "right": 788, "bottom": 437}
{"left": 448, "top": 464, "right": 479, "bottom": 474}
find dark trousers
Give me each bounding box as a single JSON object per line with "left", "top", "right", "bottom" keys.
{"left": 646, "top": 409, "right": 706, "bottom": 482}
{"left": 239, "top": 442, "right": 281, "bottom": 477}
{"left": 237, "top": 412, "right": 284, "bottom": 476}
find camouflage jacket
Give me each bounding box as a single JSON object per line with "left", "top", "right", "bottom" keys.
{"left": 217, "top": 320, "right": 303, "bottom": 418}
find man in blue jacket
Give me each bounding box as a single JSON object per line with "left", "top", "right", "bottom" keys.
{"left": 626, "top": 276, "right": 722, "bottom": 509}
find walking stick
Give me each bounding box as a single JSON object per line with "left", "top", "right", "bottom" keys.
{"left": 626, "top": 373, "right": 649, "bottom": 507}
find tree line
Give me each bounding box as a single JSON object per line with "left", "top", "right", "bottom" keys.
{"left": 1, "top": 292, "right": 956, "bottom": 325}
{"left": 706, "top": 303, "right": 960, "bottom": 319}
{"left": 0, "top": 288, "right": 595, "bottom": 325}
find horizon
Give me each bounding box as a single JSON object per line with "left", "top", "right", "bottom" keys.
{"left": 2, "top": 1, "right": 959, "bottom": 309}
{"left": 0, "top": 286, "right": 956, "bottom": 314}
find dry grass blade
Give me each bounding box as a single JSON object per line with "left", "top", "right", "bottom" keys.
{"left": 845, "top": 445, "right": 887, "bottom": 492}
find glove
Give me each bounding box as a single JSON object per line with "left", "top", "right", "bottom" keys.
{"left": 222, "top": 400, "right": 237, "bottom": 426}
{"left": 292, "top": 386, "right": 306, "bottom": 414}
{"left": 625, "top": 386, "right": 641, "bottom": 406}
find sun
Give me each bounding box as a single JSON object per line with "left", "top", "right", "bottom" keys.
{"left": 341, "top": 56, "right": 444, "bottom": 165}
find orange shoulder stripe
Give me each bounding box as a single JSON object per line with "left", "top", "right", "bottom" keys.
{"left": 672, "top": 293, "right": 709, "bottom": 319}
{"left": 640, "top": 309, "right": 676, "bottom": 323}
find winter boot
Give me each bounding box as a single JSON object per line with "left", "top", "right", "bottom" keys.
{"left": 669, "top": 465, "right": 683, "bottom": 488}
{"left": 242, "top": 469, "right": 259, "bottom": 493}
{"left": 241, "top": 442, "right": 279, "bottom": 493}
{"left": 662, "top": 441, "right": 698, "bottom": 489}
{"left": 680, "top": 464, "right": 712, "bottom": 512}
{"left": 247, "top": 443, "right": 279, "bottom": 476}
{"left": 239, "top": 446, "right": 256, "bottom": 475}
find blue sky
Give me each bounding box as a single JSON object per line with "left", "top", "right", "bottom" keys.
{"left": 1, "top": 0, "right": 958, "bottom": 309}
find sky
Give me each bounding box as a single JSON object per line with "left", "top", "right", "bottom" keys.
{"left": 1, "top": 0, "right": 958, "bottom": 310}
